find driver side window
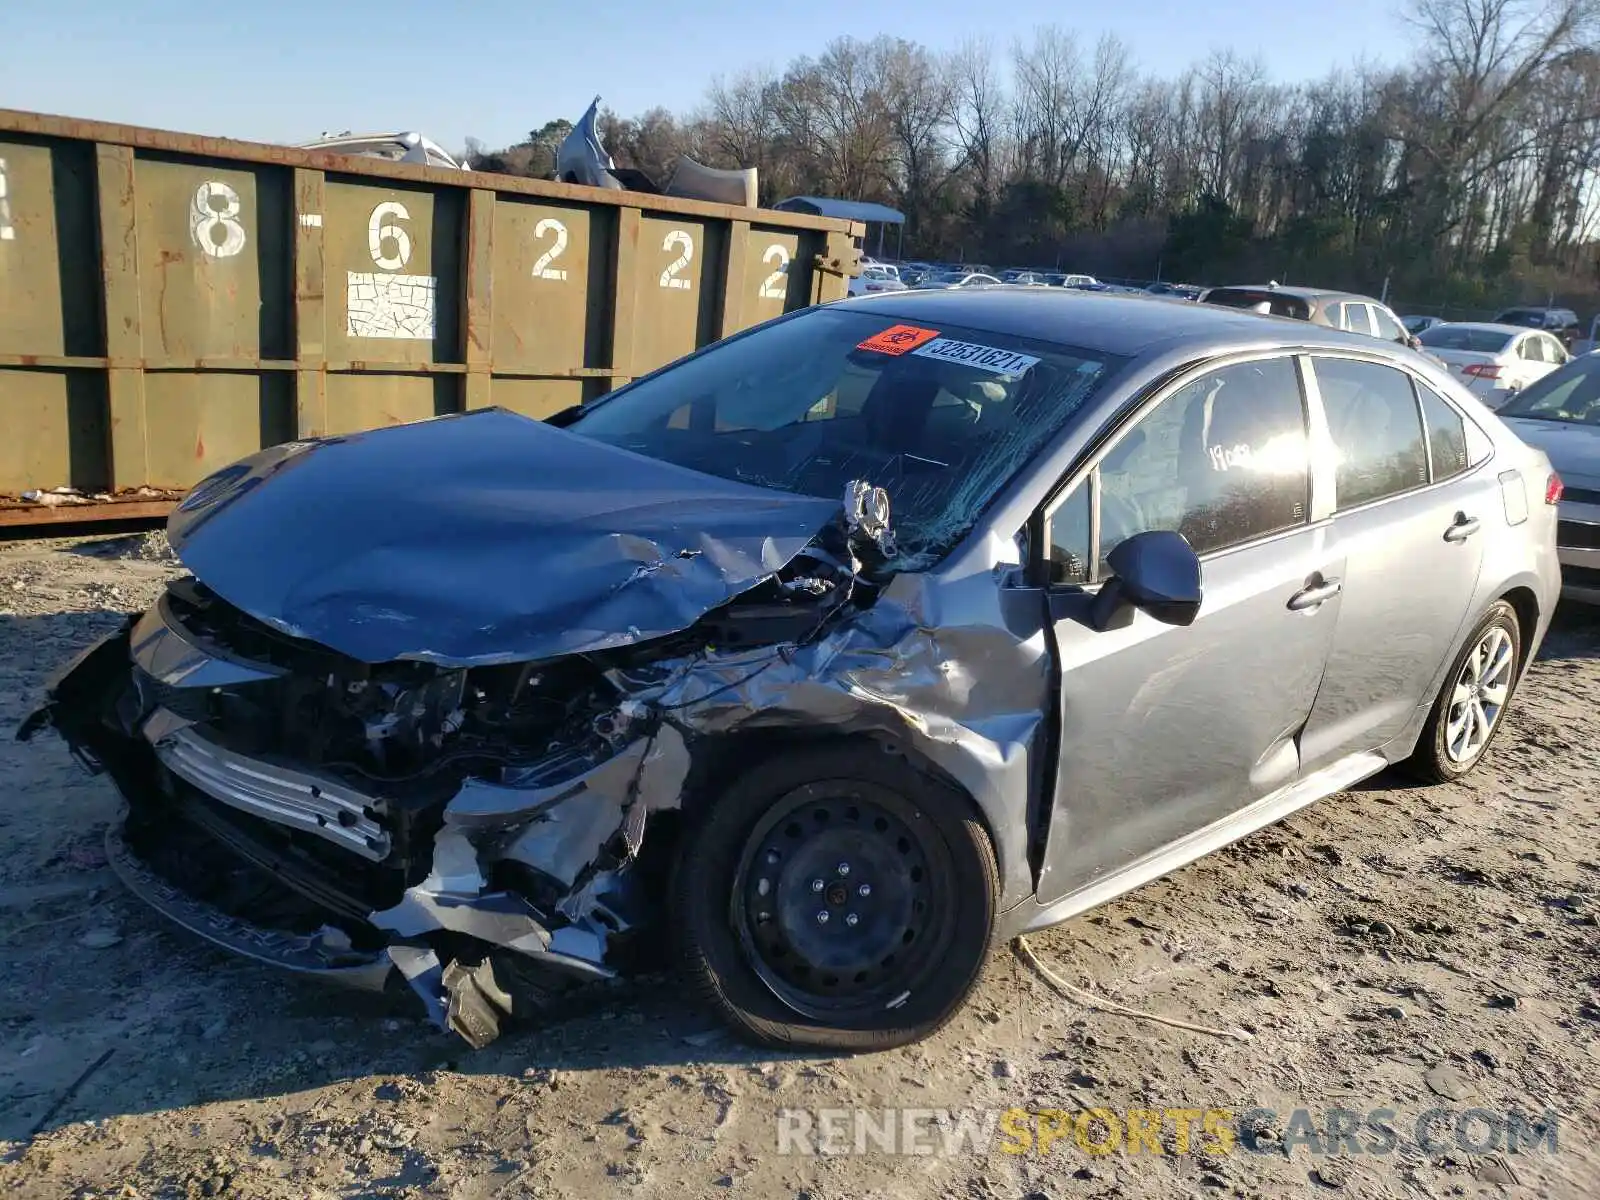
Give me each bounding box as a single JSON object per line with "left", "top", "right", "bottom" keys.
{"left": 1045, "top": 357, "right": 1311, "bottom": 583}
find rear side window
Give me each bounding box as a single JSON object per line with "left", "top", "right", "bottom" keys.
{"left": 1312, "top": 357, "right": 1429, "bottom": 508}
{"left": 1205, "top": 289, "right": 1311, "bottom": 320}
{"left": 1344, "top": 304, "right": 1374, "bottom": 336}
{"left": 1371, "top": 307, "right": 1405, "bottom": 342}
{"left": 1417, "top": 384, "right": 1469, "bottom": 481}
{"left": 1419, "top": 326, "right": 1516, "bottom": 354}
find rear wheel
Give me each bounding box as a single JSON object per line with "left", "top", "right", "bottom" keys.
{"left": 1403, "top": 601, "right": 1522, "bottom": 783}
{"left": 673, "top": 743, "right": 998, "bottom": 1051}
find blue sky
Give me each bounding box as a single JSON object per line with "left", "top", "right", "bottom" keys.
{"left": 2, "top": 0, "right": 1413, "bottom": 153}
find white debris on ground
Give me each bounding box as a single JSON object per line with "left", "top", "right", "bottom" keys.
{"left": 0, "top": 530, "right": 1597, "bottom": 1197}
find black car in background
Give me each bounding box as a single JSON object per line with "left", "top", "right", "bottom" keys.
{"left": 1492, "top": 307, "right": 1583, "bottom": 350}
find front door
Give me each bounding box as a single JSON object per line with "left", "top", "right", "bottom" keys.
{"left": 1035, "top": 356, "right": 1343, "bottom": 906}
{"left": 1297, "top": 357, "right": 1490, "bottom": 768}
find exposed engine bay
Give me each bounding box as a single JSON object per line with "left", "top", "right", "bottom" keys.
{"left": 24, "top": 494, "right": 894, "bottom": 1048}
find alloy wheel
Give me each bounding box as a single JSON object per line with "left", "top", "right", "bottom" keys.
{"left": 1445, "top": 624, "right": 1515, "bottom": 764}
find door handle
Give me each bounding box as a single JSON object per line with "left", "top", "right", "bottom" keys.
{"left": 1443, "top": 513, "right": 1481, "bottom": 542}
{"left": 1287, "top": 577, "right": 1343, "bottom": 611}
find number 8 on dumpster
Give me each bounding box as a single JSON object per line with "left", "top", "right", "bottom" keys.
{"left": 191, "top": 181, "right": 247, "bottom": 258}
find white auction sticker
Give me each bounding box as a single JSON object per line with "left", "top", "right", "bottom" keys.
{"left": 910, "top": 337, "right": 1041, "bottom": 376}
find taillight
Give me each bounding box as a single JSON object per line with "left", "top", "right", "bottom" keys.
{"left": 1546, "top": 472, "right": 1564, "bottom": 505}
{"left": 1463, "top": 363, "right": 1502, "bottom": 379}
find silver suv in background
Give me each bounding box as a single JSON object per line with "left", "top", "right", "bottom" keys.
{"left": 1203, "top": 285, "right": 1419, "bottom": 349}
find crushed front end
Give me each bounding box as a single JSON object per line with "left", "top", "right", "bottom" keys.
{"left": 18, "top": 573, "right": 750, "bottom": 1047}
{"left": 15, "top": 468, "right": 909, "bottom": 1049}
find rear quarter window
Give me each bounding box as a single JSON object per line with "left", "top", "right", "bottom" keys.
{"left": 1417, "top": 383, "right": 1471, "bottom": 480}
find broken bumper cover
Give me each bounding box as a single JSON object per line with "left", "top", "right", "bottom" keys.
{"left": 16, "top": 611, "right": 680, "bottom": 1048}
{"left": 101, "top": 818, "right": 393, "bottom": 990}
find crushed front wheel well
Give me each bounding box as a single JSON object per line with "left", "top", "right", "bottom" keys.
{"left": 668, "top": 725, "right": 997, "bottom": 855}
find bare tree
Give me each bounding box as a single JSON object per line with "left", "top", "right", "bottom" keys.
{"left": 472, "top": 10, "right": 1600, "bottom": 307}
{"left": 950, "top": 38, "right": 1007, "bottom": 213}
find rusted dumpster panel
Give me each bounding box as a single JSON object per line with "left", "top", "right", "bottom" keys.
{"left": 0, "top": 109, "right": 863, "bottom": 527}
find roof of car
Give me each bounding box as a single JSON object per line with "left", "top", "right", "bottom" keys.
{"left": 840, "top": 286, "right": 1385, "bottom": 359}
{"left": 1427, "top": 322, "right": 1535, "bottom": 337}
{"left": 1207, "top": 284, "right": 1372, "bottom": 302}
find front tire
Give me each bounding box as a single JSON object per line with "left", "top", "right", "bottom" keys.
{"left": 673, "top": 743, "right": 998, "bottom": 1051}
{"left": 1403, "top": 601, "right": 1523, "bottom": 783}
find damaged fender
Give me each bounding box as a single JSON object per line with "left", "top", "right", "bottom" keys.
{"left": 368, "top": 725, "right": 692, "bottom": 1042}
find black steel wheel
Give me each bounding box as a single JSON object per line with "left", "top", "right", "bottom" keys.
{"left": 674, "top": 742, "right": 998, "bottom": 1051}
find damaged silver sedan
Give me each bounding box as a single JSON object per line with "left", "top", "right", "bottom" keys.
{"left": 19, "top": 290, "right": 1562, "bottom": 1050}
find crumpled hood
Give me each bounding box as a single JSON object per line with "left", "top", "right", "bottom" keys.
{"left": 167, "top": 409, "right": 841, "bottom": 666}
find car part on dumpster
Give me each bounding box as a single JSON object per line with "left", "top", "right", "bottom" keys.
{"left": 18, "top": 289, "right": 1561, "bottom": 1051}
{"left": 556, "top": 96, "right": 759, "bottom": 206}
{"left": 295, "top": 131, "right": 469, "bottom": 171}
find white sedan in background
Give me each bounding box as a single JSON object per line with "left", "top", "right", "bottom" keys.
{"left": 1415, "top": 322, "right": 1571, "bottom": 409}
{"left": 848, "top": 264, "right": 909, "bottom": 297}
{"left": 914, "top": 271, "right": 1003, "bottom": 290}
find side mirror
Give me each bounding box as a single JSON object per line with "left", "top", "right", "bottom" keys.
{"left": 1091, "top": 530, "right": 1203, "bottom": 631}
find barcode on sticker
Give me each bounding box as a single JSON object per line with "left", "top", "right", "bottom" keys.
{"left": 911, "top": 338, "right": 1041, "bottom": 376}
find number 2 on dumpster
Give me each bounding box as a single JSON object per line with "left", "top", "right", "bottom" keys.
{"left": 0, "top": 159, "right": 14, "bottom": 242}
{"left": 531, "top": 218, "right": 568, "bottom": 281}
{"left": 659, "top": 229, "right": 694, "bottom": 290}
{"left": 758, "top": 244, "right": 790, "bottom": 300}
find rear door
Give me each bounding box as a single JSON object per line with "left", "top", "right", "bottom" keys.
{"left": 1297, "top": 356, "right": 1493, "bottom": 769}
{"left": 1035, "top": 354, "right": 1344, "bottom": 904}
{"left": 1512, "top": 334, "right": 1546, "bottom": 389}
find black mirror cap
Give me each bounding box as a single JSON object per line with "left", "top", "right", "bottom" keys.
{"left": 1105, "top": 529, "right": 1203, "bottom": 627}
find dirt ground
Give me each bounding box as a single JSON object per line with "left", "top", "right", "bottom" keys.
{"left": 0, "top": 530, "right": 1596, "bottom": 1200}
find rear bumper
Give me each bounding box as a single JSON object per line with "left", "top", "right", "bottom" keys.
{"left": 1556, "top": 513, "right": 1600, "bottom": 605}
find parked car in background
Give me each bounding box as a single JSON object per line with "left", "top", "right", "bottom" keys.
{"left": 915, "top": 271, "right": 1002, "bottom": 290}
{"left": 1493, "top": 352, "right": 1600, "bottom": 604}
{"left": 1572, "top": 316, "right": 1600, "bottom": 356}
{"left": 999, "top": 270, "right": 1051, "bottom": 286}
{"left": 23, "top": 288, "right": 1560, "bottom": 1053}
{"left": 1415, "top": 322, "right": 1570, "bottom": 409}
{"left": 1202, "top": 285, "right": 1417, "bottom": 349}
{"left": 848, "top": 263, "right": 909, "bottom": 298}
{"left": 1403, "top": 315, "right": 1445, "bottom": 336}
{"left": 1146, "top": 283, "right": 1204, "bottom": 301}
{"left": 1058, "top": 274, "right": 1100, "bottom": 289}
{"left": 1493, "top": 306, "right": 1583, "bottom": 350}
